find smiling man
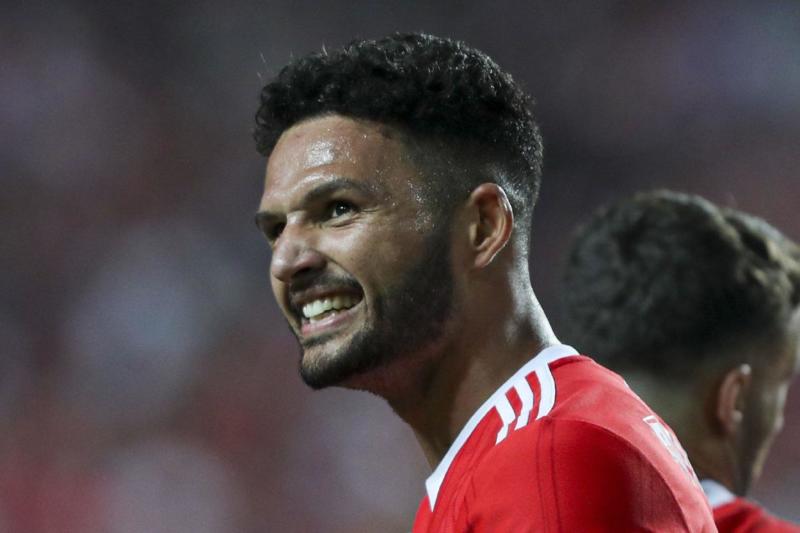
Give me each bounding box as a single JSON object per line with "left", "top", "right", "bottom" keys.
{"left": 253, "top": 34, "right": 715, "bottom": 531}
{"left": 258, "top": 116, "right": 456, "bottom": 393}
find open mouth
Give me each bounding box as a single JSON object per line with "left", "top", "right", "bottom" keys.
{"left": 289, "top": 286, "right": 365, "bottom": 338}
{"left": 301, "top": 293, "right": 361, "bottom": 323}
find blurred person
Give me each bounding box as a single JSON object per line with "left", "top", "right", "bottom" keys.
{"left": 562, "top": 190, "right": 800, "bottom": 532}
{"left": 252, "top": 33, "right": 715, "bottom": 531}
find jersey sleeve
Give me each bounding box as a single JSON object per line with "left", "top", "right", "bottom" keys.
{"left": 714, "top": 498, "right": 800, "bottom": 532}
{"left": 462, "top": 417, "right": 703, "bottom": 532}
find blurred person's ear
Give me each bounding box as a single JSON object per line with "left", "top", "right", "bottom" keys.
{"left": 715, "top": 364, "right": 752, "bottom": 435}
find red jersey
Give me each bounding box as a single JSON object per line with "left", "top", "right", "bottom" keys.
{"left": 412, "top": 344, "right": 716, "bottom": 532}
{"left": 702, "top": 479, "right": 800, "bottom": 532}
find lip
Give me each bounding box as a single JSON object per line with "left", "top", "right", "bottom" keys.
{"left": 300, "top": 299, "right": 363, "bottom": 337}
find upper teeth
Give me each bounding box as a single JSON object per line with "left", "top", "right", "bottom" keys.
{"left": 302, "top": 295, "right": 358, "bottom": 319}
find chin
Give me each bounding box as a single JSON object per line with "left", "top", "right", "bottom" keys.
{"left": 297, "top": 336, "right": 380, "bottom": 390}
{"left": 298, "top": 354, "right": 390, "bottom": 391}
{"left": 297, "top": 349, "right": 349, "bottom": 390}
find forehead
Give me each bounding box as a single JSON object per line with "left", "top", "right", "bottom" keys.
{"left": 262, "top": 115, "right": 419, "bottom": 205}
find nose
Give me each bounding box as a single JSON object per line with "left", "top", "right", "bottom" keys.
{"left": 270, "top": 225, "right": 326, "bottom": 283}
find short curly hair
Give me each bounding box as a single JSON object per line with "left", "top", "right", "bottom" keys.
{"left": 561, "top": 190, "right": 800, "bottom": 378}
{"left": 254, "top": 32, "right": 543, "bottom": 225}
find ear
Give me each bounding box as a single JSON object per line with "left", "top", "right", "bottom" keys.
{"left": 466, "top": 183, "right": 514, "bottom": 269}
{"left": 714, "top": 364, "right": 752, "bottom": 436}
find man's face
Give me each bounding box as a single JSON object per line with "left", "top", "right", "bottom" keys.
{"left": 737, "top": 312, "right": 800, "bottom": 493}
{"left": 256, "top": 115, "right": 455, "bottom": 389}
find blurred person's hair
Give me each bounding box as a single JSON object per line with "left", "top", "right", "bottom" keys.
{"left": 254, "top": 32, "right": 543, "bottom": 234}
{"left": 561, "top": 190, "right": 800, "bottom": 378}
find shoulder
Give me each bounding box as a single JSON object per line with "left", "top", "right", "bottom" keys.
{"left": 482, "top": 355, "right": 696, "bottom": 484}
{"left": 475, "top": 416, "right": 680, "bottom": 496}
{"left": 549, "top": 354, "right": 635, "bottom": 406}
{"left": 548, "top": 356, "right": 696, "bottom": 475}
{"left": 715, "top": 498, "right": 800, "bottom": 532}
{"left": 468, "top": 417, "right": 710, "bottom": 531}
{"left": 463, "top": 356, "right": 715, "bottom": 531}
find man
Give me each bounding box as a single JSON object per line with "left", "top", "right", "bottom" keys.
{"left": 253, "top": 34, "right": 715, "bottom": 531}
{"left": 562, "top": 190, "right": 800, "bottom": 532}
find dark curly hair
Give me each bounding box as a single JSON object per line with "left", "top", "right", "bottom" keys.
{"left": 561, "top": 190, "right": 800, "bottom": 378}
{"left": 254, "top": 32, "right": 543, "bottom": 227}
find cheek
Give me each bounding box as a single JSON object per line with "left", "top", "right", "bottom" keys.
{"left": 753, "top": 385, "right": 788, "bottom": 443}
{"left": 769, "top": 385, "right": 790, "bottom": 434}
{"left": 324, "top": 223, "right": 425, "bottom": 272}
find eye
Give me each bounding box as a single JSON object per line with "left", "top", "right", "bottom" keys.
{"left": 328, "top": 200, "right": 356, "bottom": 219}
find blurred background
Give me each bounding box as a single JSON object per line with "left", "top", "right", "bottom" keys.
{"left": 2, "top": 1, "right": 799, "bottom": 531}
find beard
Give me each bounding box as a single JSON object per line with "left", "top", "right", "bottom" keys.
{"left": 296, "top": 228, "right": 454, "bottom": 390}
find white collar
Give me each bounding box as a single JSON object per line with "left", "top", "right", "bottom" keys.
{"left": 700, "top": 478, "right": 737, "bottom": 508}
{"left": 424, "top": 343, "right": 578, "bottom": 509}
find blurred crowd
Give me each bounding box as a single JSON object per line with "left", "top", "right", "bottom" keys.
{"left": 2, "top": 1, "right": 799, "bottom": 531}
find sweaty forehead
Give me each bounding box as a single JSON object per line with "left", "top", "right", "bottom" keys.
{"left": 265, "top": 115, "right": 409, "bottom": 189}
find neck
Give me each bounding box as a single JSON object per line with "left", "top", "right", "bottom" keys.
{"left": 690, "top": 444, "right": 741, "bottom": 494}
{"left": 388, "top": 281, "right": 558, "bottom": 469}
{"left": 624, "top": 372, "right": 742, "bottom": 495}
{"left": 690, "top": 429, "right": 751, "bottom": 495}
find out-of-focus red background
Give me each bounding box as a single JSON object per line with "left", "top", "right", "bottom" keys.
{"left": 2, "top": 2, "right": 799, "bottom": 531}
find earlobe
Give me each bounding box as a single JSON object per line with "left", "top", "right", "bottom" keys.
{"left": 715, "top": 364, "right": 752, "bottom": 436}
{"left": 467, "top": 183, "right": 514, "bottom": 269}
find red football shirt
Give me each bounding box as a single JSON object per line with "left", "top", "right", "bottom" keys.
{"left": 702, "top": 479, "right": 800, "bottom": 532}
{"left": 412, "top": 344, "right": 716, "bottom": 532}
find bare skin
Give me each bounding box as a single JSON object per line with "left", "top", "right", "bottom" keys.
{"left": 257, "top": 114, "right": 558, "bottom": 466}
{"left": 629, "top": 309, "right": 800, "bottom": 495}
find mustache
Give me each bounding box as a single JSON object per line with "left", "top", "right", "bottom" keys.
{"left": 289, "top": 272, "right": 361, "bottom": 293}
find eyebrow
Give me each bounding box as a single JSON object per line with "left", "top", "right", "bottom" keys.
{"left": 254, "top": 176, "right": 381, "bottom": 231}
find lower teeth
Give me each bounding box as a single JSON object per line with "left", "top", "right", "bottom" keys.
{"left": 309, "top": 304, "right": 361, "bottom": 322}
{"left": 310, "top": 309, "right": 341, "bottom": 322}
